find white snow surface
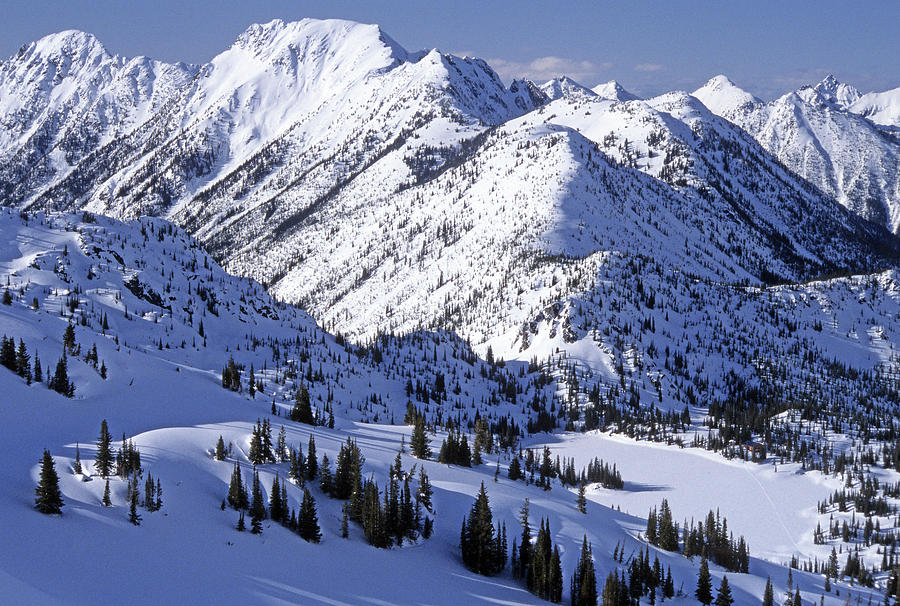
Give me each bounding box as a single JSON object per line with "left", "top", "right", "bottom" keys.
{"left": 0, "top": 206, "right": 893, "bottom": 606}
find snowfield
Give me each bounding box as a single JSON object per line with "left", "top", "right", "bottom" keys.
{"left": 0, "top": 209, "right": 891, "bottom": 605}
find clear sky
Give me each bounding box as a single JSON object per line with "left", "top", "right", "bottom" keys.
{"left": 2, "top": 0, "right": 897, "bottom": 99}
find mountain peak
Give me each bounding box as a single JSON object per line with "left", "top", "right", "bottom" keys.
{"left": 692, "top": 74, "right": 759, "bottom": 115}
{"left": 231, "top": 18, "right": 408, "bottom": 65}
{"left": 812, "top": 74, "right": 860, "bottom": 108}
{"left": 592, "top": 80, "right": 639, "bottom": 101}
{"left": 540, "top": 76, "right": 596, "bottom": 101}
{"left": 21, "top": 29, "right": 111, "bottom": 63}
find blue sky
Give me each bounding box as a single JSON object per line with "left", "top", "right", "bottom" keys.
{"left": 3, "top": 0, "right": 897, "bottom": 99}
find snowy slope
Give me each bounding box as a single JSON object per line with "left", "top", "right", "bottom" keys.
{"left": 0, "top": 209, "right": 892, "bottom": 605}
{"left": 592, "top": 81, "right": 639, "bottom": 102}
{"left": 692, "top": 75, "right": 760, "bottom": 115}
{"left": 541, "top": 76, "right": 597, "bottom": 102}
{"left": 850, "top": 86, "right": 900, "bottom": 129}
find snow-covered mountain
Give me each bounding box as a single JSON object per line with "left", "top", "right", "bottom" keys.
{"left": 591, "top": 80, "right": 640, "bottom": 102}
{"left": 540, "top": 76, "right": 596, "bottom": 101}
{"left": 850, "top": 86, "right": 900, "bottom": 129}
{"left": 692, "top": 74, "right": 900, "bottom": 233}
{"left": 691, "top": 74, "right": 760, "bottom": 115}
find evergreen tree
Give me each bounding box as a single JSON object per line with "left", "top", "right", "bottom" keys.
{"left": 288, "top": 445, "right": 305, "bottom": 485}
{"left": 16, "top": 339, "right": 31, "bottom": 382}
{"left": 291, "top": 384, "right": 314, "bottom": 424}
{"left": 63, "top": 324, "right": 76, "bottom": 351}
{"left": 715, "top": 576, "right": 733, "bottom": 606}
{"left": 0, "top": 336, "right": 14, "bottom": 369}
{"left": 411, "top": 417, "right": 431, "bottom": 459}
{"left": 517, "top": 499, "right": 532, "bottom": 583}
{"left": 32, "top": 351, "right": 42, "bottom": 383}
{"left": 34, "top": 450, "right": 63, "bottom": 514}
{"left": 269, "top": 474, "right": 284, "bottom": 523}
{"left": 298, "top": 487, "right": 321, "bottom": 543}
{"left": 601, "top": 573, "right": 620, "bottom": 606}
{"left": 306, "top": 435, "right": 318, "bottom": 480}
{"left": 334, "top": 438, "right": 364, "bottom": 500}
{"left": 214, "top": 435, "right": 226, "bottom": 461}
{"left": 102, "top": 478, "right": 112, "bottom": 506}
{"left": 95, "top": 419, "right": 113, "bottom": 477}
{"left": 549, "top": 545, "right": 563, "bottom": 603}
{"left": 128, "top": 477, "right": 141, "bottom": 526}
{"left": 227, "top": 462, "right": 248, "bottom": 509}
{"left": 416, "top": 466, "right": 433, "bottom": 513}
{"left": 249, "top": 469, "right": 267, "bottom": 526}
{"left": 49, "top": 352, "right": 72, "bottom": 396}
{"left": 762, "top": 577, "right": 774, "bottom": 606}
{"left": 657, "top": 499, "right": 678, "bottom": 551}
{"left": 576, "top": 481, "right": 587, "bottom": 514}
{"left": 508, "top": 455, "right": 522, "bottom": 481}
{"left": 319, "top": 454, "right": 333, "bottom": 495}
{"left": 696, "top": 558, "right": 713, "bottom": 606}
{"left": 571, "top": 535, "right": 598, "bottom": 606}
{"left": 236, "top": 511, "right": 246, "bottom": 532}
{"left": 73, "top": 443, "right": 82, "bottom": 475}
{"left": 460, "top": 483, "right": 505, "bottom": 576}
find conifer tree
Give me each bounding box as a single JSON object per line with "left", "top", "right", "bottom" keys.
{"left": 416, "top": 466, "right": 433, "bottom": 513}
{"left": 249, "top": 469, "right": 266, "bottom": 525}
{"left": 95, "top": 419, "right": 113, "bottom": 477}
{"left": 460, "top": 483, "right": 505, "bottom": 576}
{"left": 50, "top": 352, "right": 72, "bottom": 396}
{"left": 517, "top": 499, "right": 532, "bottom": 583}
{"left": 571, "top": 535, "right": 598, "bottom": 606}
{"left": 762, "top": 577, "right": 774, "bottom": 606}
{"left": 601, "top": 573, "right": 620, "bottom": 606}
{"left": 319, "top": 454, "right": 333, "bottom": 495}
{"left": 128, "top": 477, "right": 141, "bottom": 526}
{"left": 288, "top": 445, "right": 304, "bottom": 485}
{"left": 715, "top": 576, "right": 733, "bottom": 606}
{"left": 298, "top": 488, "right": 321, "bottom": 543}
{"left": 306, "top": 435, "right": 318, "bottom": 480}
{"left": 508, "top": 455, "right": 522, "bottom": 481}
{"left": 341, "top": 503, "right": 349, "bottom": 538}
{"left": 236, "top": 511, "right": 245, "bottom": 532}
{"left": 34, "top": 450, "right": 63, "bottom": 514}
{"left": 549, "top": 545, "right": 563, "bottom": 603}
{"left": 227, "top": 462, "right": 249, "bottom": 509}
{"left": 214, "top": 435, "right": 226, "bottom": 461}
{"left": 411, "top": 417, "right": 431, "bottom": 459}
{"left": 577, "top": 481, "right": 587, "bottom": 514}
{"left": 291, "top": 384, "right": 314, "bottom": 424}
{"left": 269, "top": 474, "right": 284, "bottom": 523}
{"left": 33, "top": 351, "right": 42, "bottom": 383}
{"left": 102, "top": 478, "right": 112, "bottom": 506}
{"left": 73, "top": 443, "right": 82, "bottom": 475}
{"left": 63, "top": 324, "right": 76, "bottom": 351}
{"left": 16, "top": 339, "right": 31, "bottom": 382}
{"left": 696, "top": 558, "right": 713, "bottom": 606}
